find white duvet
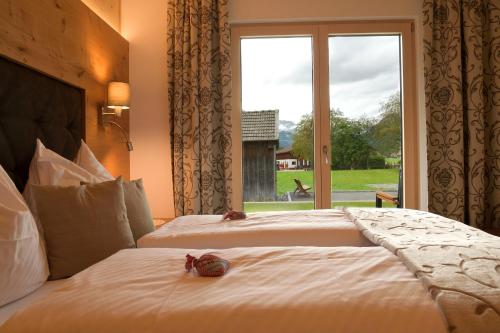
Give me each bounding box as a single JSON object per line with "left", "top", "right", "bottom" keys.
{"left": 1, "top": 247, "right": 447, "bottom": 333}
{"left": 138, "top": 210, "right": 373, "bottom": 248}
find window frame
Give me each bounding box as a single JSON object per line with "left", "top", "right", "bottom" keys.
{"left": 231, "top": 21, "right": 418, "bottom": 210}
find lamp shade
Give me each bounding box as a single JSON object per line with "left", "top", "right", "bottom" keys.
{"left": 107, "top": 82, "right": 130, "bottom": 109}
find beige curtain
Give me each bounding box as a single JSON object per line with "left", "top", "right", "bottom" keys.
{"left": 167, "top": 0, "right": 232, "bottom": 216}
{"left": 424, "top": 0, "right": 500, "bottom": 228}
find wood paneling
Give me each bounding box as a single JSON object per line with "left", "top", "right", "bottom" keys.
{"left": 81, "top": 0, "right": 121, "bottom": 32}
{"left": 0, "top": 0, "right": 129, "bottom": 179}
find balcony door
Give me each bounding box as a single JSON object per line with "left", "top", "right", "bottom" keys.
{"left": 231, "top": 22, "right": 417, "bottom": 212}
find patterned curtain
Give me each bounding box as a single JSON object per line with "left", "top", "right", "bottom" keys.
{"left": 424, "top": 0, "right": 500, "bottom": 228}
{"left": 167, "top": 0, "right": 232, "bottom": 216}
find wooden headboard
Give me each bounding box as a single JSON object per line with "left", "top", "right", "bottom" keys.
{"left": 0, "top": 0, "right": 130, "bottom": 179}
{"left": 0, "top": 56, "right": 84, "bottom": 191}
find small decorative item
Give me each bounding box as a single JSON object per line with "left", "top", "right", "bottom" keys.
{"left": 222, "top": 210, "right": 246, "bottom": 220}
{"left": 185, "top": 253, "right": 230, "bottom": 277}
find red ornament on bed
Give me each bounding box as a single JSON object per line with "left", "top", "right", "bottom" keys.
{"left": 185, "top": 253, "right": 230, "bottom": 277}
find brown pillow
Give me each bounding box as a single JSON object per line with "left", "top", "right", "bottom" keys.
{"left": 81, "top": 178, "right": 155, "bottom": 243}
{"left": 121, "top": 179, "right": 155, "bottom": 242}
{"left": 32, "top": 178, "right": 135, "bottom": 280}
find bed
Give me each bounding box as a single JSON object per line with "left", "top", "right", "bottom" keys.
{"left": 138, "top": 209, "right": 374, "bottom": 248}
{"left": 2, "top": 209, "right": 499, "bottom": 333}
{"left": 0, "top": 246, "right": 447, "bottom": 333}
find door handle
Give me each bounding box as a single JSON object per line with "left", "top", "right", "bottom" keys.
{"left": 322, "top": 145, "right": 329, "bottom": 165}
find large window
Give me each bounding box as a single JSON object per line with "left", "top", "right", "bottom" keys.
{"left": 231, "top": 22, "right": 417, "bottom": 212}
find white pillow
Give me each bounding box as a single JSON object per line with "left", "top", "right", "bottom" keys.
{"left": 23, "top": 140, "right": 113, "bottom": 224}
{"left": 74, "top": 140, "right": 114, "bottom": 180}
{"left": 0, "top": 164, "right": 49, "bottom": 307}
{"left": 26, "top": 139, "right": 110, "bottom": 189}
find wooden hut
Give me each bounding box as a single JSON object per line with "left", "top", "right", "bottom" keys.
{"left": 242, "top": 110, "right": 279, "bottom": 202}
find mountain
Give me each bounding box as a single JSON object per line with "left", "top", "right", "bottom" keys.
{"left": 278, "top": 120, "right": 296, "bottom": 149}
{"left": 279, "top": 120, "right": 296, "bottom": 132}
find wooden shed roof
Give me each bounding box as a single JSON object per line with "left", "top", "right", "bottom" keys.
{"left": 241, "top": 110, "right": 279, "bottom": 142}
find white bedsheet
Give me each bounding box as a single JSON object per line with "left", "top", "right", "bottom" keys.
{"left": 138, "top": 209, "right": 373, "bottom": 248}
{"left": 1, "top": 247, "right": 447, "bottom": 333}
{"left": 0, "top": 280, "right": 65, "bottom": 326}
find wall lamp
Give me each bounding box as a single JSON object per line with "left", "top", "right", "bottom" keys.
{"left": 101, "top": 82, "right": 133, "bottom": 151}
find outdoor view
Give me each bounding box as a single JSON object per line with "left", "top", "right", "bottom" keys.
{"left": 241, "top": 35, "right": 402, "bottom": 212}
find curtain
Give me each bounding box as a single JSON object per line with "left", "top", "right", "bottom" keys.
{"left": 167, "top": 0, "right": 232, "bottom": 216}
{"left": 424, "top": 0, "right": 500, "bottom": 228}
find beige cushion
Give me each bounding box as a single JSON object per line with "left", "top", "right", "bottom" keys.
{"left": 24, "top": 139, "right": 113, "bottom": 244}
{"left": 32, "top": 178, "right": 135, "bottom": 280}
{"left": 81, "top": 178, "right": 156, "bottom": 243}
{"left": 122, "top": 179, "right": 155, "bottom": 242}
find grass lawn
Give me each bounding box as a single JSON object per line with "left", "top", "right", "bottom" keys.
{"left": 276, "top": 168, "right": 399, "bottom": 195}
{"left": 385, "top": 157, "right": 401, "bottom": 165}
{"left": 244, "top": 201, "right": 396, "bottom": 213}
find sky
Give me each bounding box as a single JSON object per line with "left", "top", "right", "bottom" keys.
{"left": 241, "top": 35, "right": 401, "bottom": 123}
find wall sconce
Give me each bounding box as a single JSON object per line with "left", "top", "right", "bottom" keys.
{"left": 101, "top": 82, "right": 133, "bottom": 151}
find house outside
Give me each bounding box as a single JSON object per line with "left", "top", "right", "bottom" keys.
{"left": 242, "top": 110, "right": 279, "bottom": 202}
{"left": 276, "top": 147, "right": 311, "bottom": 170}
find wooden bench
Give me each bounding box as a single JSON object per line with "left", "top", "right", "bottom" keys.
{"left": 375, "top": 169, "right": 402, "bottom": 208}
{"left": 294, "top": 179, "right": 312, "bottom": 197}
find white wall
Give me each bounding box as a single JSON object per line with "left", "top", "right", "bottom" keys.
{"left": 121, "top": 0, "right": 428, "bottom": 216}
{"left": 121, "top": 0, "right": 175, "bottom": 218}
{"left": 230, "top": 0, "right": 421, "bottom": 22}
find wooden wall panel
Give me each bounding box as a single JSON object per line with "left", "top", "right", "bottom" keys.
{"left": 0, "top": 0, "right": 129, "bottom": 179}
{"left": 81, "top": 0, "right": 121, "bottom": 32}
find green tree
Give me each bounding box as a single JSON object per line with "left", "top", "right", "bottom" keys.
{"left": 291, "top": 114, "right": 313, "bottom": 162}
{"left": 371, "top": 93, "right": 401, "bottom": 157}
{"left": 291, "top": 110, "right": 374, "bottom": 170}
{"left": 330, "top": 109, "right": 374, "bottom": 170}
{"left": 291, "top": 93, "right": 401, "bottom": 171}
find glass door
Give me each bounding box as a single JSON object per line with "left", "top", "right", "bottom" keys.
{"left": 328, "top": 35, "right": 402, "bottom": 208}
{"left": 232, "top": 22, "right": 417, "bottom": 212}
{"left": 240, "top": 36, "right": 315, "bottom": 213}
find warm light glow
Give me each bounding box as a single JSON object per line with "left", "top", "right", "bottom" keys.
{"left": 107, "top": 82, "right": 130, "bottom": 110}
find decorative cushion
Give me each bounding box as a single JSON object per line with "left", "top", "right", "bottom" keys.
{"left": 81, "top": 178, "right": 156, "bottom": 244}
{"left": 24, "top": 139, "right": 111, "bottom": 231}
{"left": 122, "top": 179, "right": 155, "bottom": 242}
{"left": 0, "top": 164, "right": 48, "bottom": 306}
{"left": 32, "top": 178, "right": 135, "bottom": 280}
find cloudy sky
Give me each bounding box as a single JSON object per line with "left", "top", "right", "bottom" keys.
{"left": 241, "top": 35, "right": 401, "bottom": 123}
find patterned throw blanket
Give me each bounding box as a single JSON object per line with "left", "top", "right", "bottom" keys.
{"left": 345, "top": 208, "right": 500, "bottom": 333}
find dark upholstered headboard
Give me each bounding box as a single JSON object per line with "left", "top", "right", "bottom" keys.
{"left": 0, "top": 55, "right": 84, "bottom": 192}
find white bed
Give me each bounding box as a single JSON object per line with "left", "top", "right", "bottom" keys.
{"left": 1, "top": 246, "right": 447, "bottom": 333}
{"left": 138, "top": 209, "right": 373, "bottom": 248}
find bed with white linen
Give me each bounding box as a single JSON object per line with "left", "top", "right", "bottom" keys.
{"left": 138, "top": 209, "right": 373, "bottom": 248}
{"left": 0, "top": 246, "right": 447, "bottom": 333}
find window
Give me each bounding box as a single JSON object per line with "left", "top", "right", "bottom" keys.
{"left": 231, "top": 21, "right": 417, "bottom": 212}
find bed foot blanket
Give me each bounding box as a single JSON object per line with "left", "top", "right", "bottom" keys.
{"left": 346, "top": 208, "right": 500, "bottom": 333}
